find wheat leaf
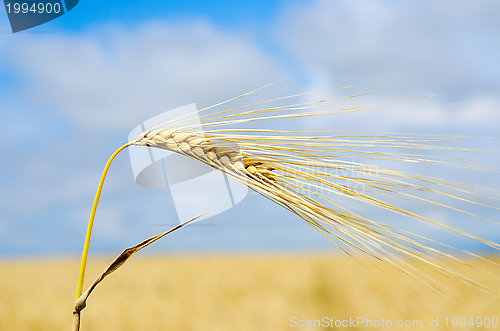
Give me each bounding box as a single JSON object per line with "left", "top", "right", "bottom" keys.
{"left": 73, "top": 215, "right": 201, "bottom": 317}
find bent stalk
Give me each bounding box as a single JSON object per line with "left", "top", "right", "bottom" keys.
{"left": 75, "top": 143, "right": 131, "bottom": 300}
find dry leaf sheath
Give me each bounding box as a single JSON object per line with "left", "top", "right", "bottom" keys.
{"left": 73, "top": 85, "right": 499, "bottom": 329}
{"left": 72, "top": 216, "right": 200, "bottom": 330}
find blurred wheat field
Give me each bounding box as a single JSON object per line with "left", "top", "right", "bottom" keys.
{"left": 1, "top": 255, "right": 499, "bottom": 331}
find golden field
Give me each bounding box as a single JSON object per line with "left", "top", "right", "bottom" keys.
{"left": 0, "top": 254, "right": 499, "bottom": 331}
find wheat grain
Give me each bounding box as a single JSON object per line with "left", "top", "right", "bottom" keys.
{"left": 135, "top": 129, "right": 276, "bottom": 182}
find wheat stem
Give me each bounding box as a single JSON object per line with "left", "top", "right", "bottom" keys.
{"left": 75, "top": 142, "right": 131, "bottom": 300}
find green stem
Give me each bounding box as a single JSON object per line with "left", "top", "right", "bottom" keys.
{"left": 75, "top": 143, "right": 131, "bottom": 300}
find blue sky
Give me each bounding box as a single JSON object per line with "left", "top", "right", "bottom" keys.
{"left": 55, "top": 0, "right": 286, "bottom": 30}
{"left": 0, "top": 0, "right": 499, "bottom": 257}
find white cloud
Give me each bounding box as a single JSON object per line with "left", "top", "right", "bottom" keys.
{"left": 275, "top": 0, "right": 500, "bottom": 100}
{"left": 7, "top": 20, "right": 290, "bottom": 130}
{"left": 455, "top": 95, "right": 500, "bottom": 127}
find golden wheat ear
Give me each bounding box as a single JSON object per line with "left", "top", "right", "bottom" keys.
{"left": 131, "top": 85, "right": 500, "bottom": 295}
{"left": 73, "top": 85, "right": 499, "bottom": 330}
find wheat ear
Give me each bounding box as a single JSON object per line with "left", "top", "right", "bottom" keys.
{"left": 130, "top": 87, "right": 499, "bottom": 294}
{"left": 73, "top": 86, "right": 499, "bottom": 330}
